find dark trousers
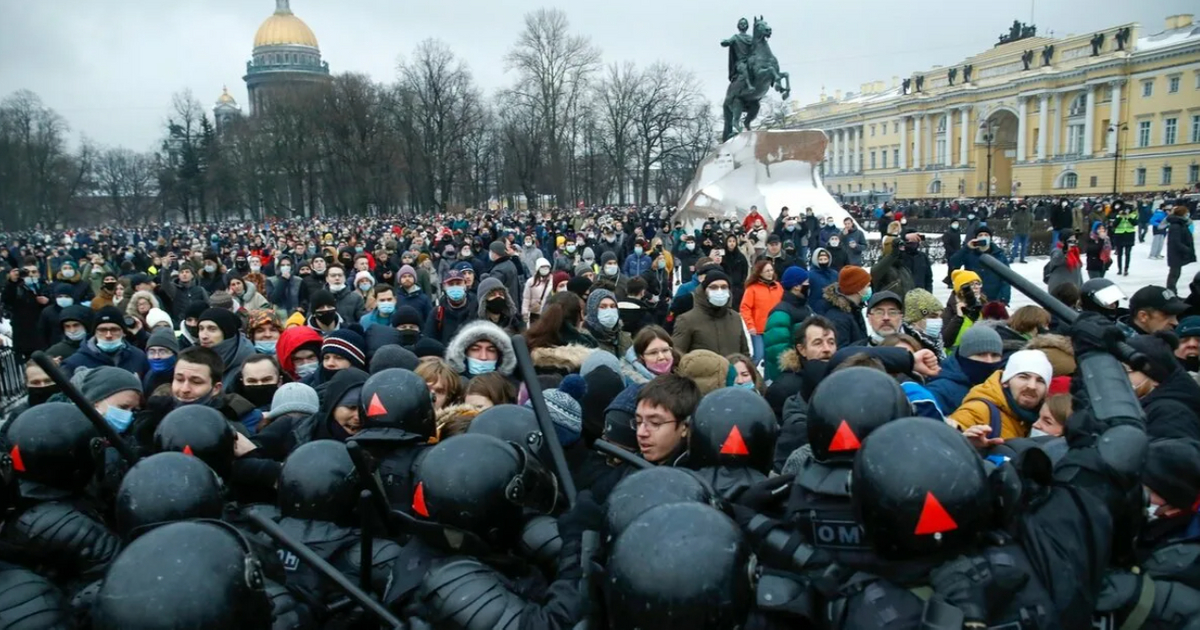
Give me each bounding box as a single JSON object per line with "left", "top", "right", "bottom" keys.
{"left": 1115, "top": 244, "right": 1134, "bottom": 274}
{"left": 1168, "top": 266, "right": 1183, "bottom": 293}
{"left": 1088, "top": 269, "right": 1106, "bottom": 280}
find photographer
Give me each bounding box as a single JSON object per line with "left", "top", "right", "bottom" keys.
{"left": 947, "top": 224, "right": 1012, "bottom": 306}
{"left": 941, "top": 270, "right": 987, "bottom": 348}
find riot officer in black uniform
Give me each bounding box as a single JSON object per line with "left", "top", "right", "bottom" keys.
{"left": 685, "top": 387, "right": 778, "bottom": 500}
{"left": 154, "top": 404, "right": 279, "bottom": 507}
{"left": 384, "top": 433, "right": 588, "bottom": 629}
{"left": 348, "top": 368, "right": 435, "bottom": 513}
{"left": 0, "top": 403, "right": 120, "bottom": 593}
{"left": 603, "top": 467, "right": 718, "bottom": 539}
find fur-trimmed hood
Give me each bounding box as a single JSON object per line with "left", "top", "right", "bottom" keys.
{"left": 444, "top": 320, "right": 517, "bottom": 376}
{"left": 531, "top": 344, "right": 594, "bottom": 374}
{"left": 1024, "top": 333, "right": 1076, "bottom": 376}
{"left": 777, "top": 348, "right": 802, "bottom": 373}
{"left": 821, "top": 284, "right": 857, "bottom": 314}
{"left": 125, "top": 290, "right": 161, "bottom": 317}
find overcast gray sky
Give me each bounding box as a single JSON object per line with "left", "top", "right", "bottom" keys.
{"left": 0, "top": 0, "right": 1192, "bottom": 151}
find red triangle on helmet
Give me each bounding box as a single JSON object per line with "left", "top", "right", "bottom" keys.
{"left": 9, "top": 445, "right": 24, "bottom": 473}
{"left": 367, "top": 393, "right": 388, "bottom": 417}
{"left": 183, "top": 445, "right": 194, "bottom": 456}
{"left": 828, "top": 420, "right": 862, "bottom": 452}
{"left": 914, "top": 491, "right": 958, "bottom": 535}
{"left": 412, "top": 481, "right": 429, "bottom": 517}
{"left": 719, "top": 425, "right": 750, "bottom": 456}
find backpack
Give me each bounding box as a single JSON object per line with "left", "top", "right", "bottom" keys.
{"left": 965, "top": 397, "right": 1003, "bottom": 438}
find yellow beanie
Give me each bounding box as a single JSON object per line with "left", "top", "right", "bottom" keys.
{"left": 556, "top": 235, "right": 566, "bottom": 248}
{"left": 285, "top": 311, "right": 307, "bottom": 329}
{"left": 951, "top": 269, "right": 982, "bottom": 293}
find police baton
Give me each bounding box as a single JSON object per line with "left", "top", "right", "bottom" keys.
{"left": 512, "top": 335, "right": 577, "bottom": 507}
{"left": 358, "top": 490, "right": 375, "bottom": 593}
{"left": 30, "top": 351, "right": 139, "bottom": 465}
{"left": 591, "top": 439, "right": 653, "bottom": 471}
{"left": 346, "top": 441, "right": 393, "bottom": 522}
{"left": 247, "top": 511, "right": 407, "bottom": 630}
{"left": 977, "top": 254, "right": 1148, "bottom": 371}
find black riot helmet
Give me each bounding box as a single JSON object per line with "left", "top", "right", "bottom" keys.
{"left": 605, "top": 502, "right": 751, "bottom": 630}
{"left": 687, "top": 387, "right": 778, "bottom": 474}
{"left": 354, "top": 368, "right": 435, "bottom": 441}
{"left": 413, "top": 434, "right": 559, "bottom": 550}
{"left": 115, "top": 452, "right": 224, "bottom": 541}
{"left": 468, "top": 404, "right": 546, "bottom": 461}
{"left": 808, "top": 367, "right": 910, "bottom": 464}
{"left": 278, "top": 441, "right": 360, "bottom": 525}
{"left": 852, "top": 418, "right": 992, "bottom": 561}
{"left": 153, "top": 405, "right": 237, "bottom": 479}
{"left": 94, "top": 521, "right": 271, "bottom": 630}
{"left": 1080, "top": 278, "right": 1125, "bottom": 315}
{"left": 0, "top": 563, "right": 74, "bottom": 630}
{"left": 605, "top": 467, "right": 716, "bottom": 538}
{"left": 6, "top": 402, "right": 100, "bottom": 494}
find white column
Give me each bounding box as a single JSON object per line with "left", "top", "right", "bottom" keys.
{"left": 1052, "top": 93, "right": 1063, "bottom": 157}
{"left": 927, "top": 115, "right": 935, "bottom": 166}
{"left": 914, "top": 115, "right": 923, "bottom": 168}
{"left": 945, "top": 109, "right": 955, "bottom": 166}
{"left": 855, "top": 126, "right": 863, "bottom": 173}
{"left": 847, "top": 128, "right": 855, "bottom": 174}
{"left": 1037, "top": 94, "right": 1049, "bottom": 160}
{"left": 1083, "top": 84, "right": 1096, "bottom": 156}
{"left": 1016, "top": 96, "right": 1027, "bottom": 162}
{"left": 899, "top": 117, "right": 908, "bottom": 169}
{"left": 831, "top": 129, "right": 840, "bottom": 174}
{"left": 959, "top": 107, "right": 970, "bottom": 167}
{"left": 838, "top": 129, "right": 846, "bottom": 173}
{"left": 1107, "top": 80, "right": 1123, "bottom": 154}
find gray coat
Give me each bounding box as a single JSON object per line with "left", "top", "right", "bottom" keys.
{"left": 1044, "top": 246, "right": 1083, "bottom": 290}
{"left": 331, "top": 286, "right": 366, "bottom": 322}
{"left": 841, "top": 227, "right": 868, "bottom": 267}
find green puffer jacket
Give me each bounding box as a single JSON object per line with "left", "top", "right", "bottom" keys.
{"left": 762, "top": 292, "right": 813, "bottom": 381}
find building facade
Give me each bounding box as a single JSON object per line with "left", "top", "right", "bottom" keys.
{"left": 784, "top": 15, "right": 1200, "bottom": 199}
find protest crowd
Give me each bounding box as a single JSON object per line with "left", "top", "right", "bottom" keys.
{"left": 0, "top": 196, "right": 1199, "bottom": 629}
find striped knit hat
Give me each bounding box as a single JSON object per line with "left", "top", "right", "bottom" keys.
{"left": 321, "top": 329, "right": 367, "bottom": 371}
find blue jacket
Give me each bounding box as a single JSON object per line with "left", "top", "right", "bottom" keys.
{"left": 947, "top": 245, "right": 1012, "bottom": 304}
{"left": 674, "top": 278, "right": 700, "bottom": 300}
{"left": 623, "top": 253, "right": 652, "bottom": 278}
{"left": 901, "top": 381, "right": 945, "bottom": 421}
{"left": 397, "top": 288, "right": 433, "bottom": 324}
{"left": 62, "top": 338, "right": 150, "bottom": 379}
{"left": 924, "top": 355, "right": 973, "bottom": 414}
{"left": 807, "top": 259, "right": 838, "bottom": 315}
{"left": 359, "top": 309, "right": 392, "bottom": 330}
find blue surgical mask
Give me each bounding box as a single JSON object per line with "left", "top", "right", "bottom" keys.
{"left": 737, "top": 381, "right": 757, "bottom": 391}
{"left": 296, "top": 361, "right": 318, "bottom": 379}
{"left": 634, "top": 246, "right": 643, "bottom": 255}
{"left": 149, "top": 356, "right": 177, "bottom": 373}
{"left": 707, "top": 289, "right": 730, "bottom": 307}
{"left": 254, "top": 340, "right": 277, "bottom": 355}
{"left": 56, "top": 296, "right": 74, "bottom": 308}
{"left": 924, "top": 318, "right": 944, "bottom": 339}
{"left": 378, "top": 302, "right": 396, "bottom": 316}
{"left": 467, "top": 357, "right": 497, "bottom": 375}
{"left": 66, "top": 329, "right": 87, "bottom": 342}
{"left": 23, "top": 277, "right": 36, "bottom": 287}
{"left": 446, "top": 286, "right": 467, "bottom": 302}
{"left": 598, "top": 308, "right": 620, "bottom": 329}
{"left": 861, "top": 287, "right": 873, "bottom": 303}
{"left": 104, "top": 406, "right": 134, "bottom": 433}
{"left": 96, "top": 338, "right": 125, "bottom": 353}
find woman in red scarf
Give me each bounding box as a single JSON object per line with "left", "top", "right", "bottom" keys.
{"left": 1044, "top": 229, "right": 1082, "bottom": 291}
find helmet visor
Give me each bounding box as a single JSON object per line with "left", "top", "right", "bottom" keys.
{"left": 505, "top": 441, "right": 560, "bottom": 515}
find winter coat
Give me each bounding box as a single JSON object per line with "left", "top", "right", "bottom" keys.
{"left": 839, "top": 227, "right": 868, "bottom": 266}
{"left": 3, "top": 279, "right": 48, "bottom": 354}
{"left": 53, "top": 273, "right": 94, "bottom": 304}
{"left": 236, "top": 282, "right": 270, "bottom": 312}
{"left": 396, "top": 287, "right": 433, "bottom": 325}
{"left": 942, "top": 227, "right": 962, "bottom": 260}
{"left": 586, "top": 322, "right": 632, "bottom": 360}
{"left": 1142, "top": 368, "right": 1200, "bottom": 441}
{"left": 870, "top": 240, "right": 915, "bottom": 296}
{"left": 255, "top": 369, "right": 368, "bottom": 460}
{"left": 1085, "top": 236, "right": 1112, "bottom": 273}
{"left": 1050, "top": 203, "right": 1073, "bottom": 231}
{"left": 671, "top": 287, "right": 750, "bottom": 357}
{"left": 762, "top": 292, "right": 813, "bottom": 381}
{"left": 423, "top": 294, "right": 479, "bottom": 345}
{"left": 740, "top": 280, "right": 783, "bottom": 335}
{"left": 36, "top": 303, "right": 68, "bottom": 348}
{"left": 212, "top": 335, "right": 258, "bottom": 386}
{"left": 1010, "top": 207, "right": 1033, "bottom": 235}
{"left": 617, "top": 297, "right": 657, "bottom": 337}
{"left": 1167, "top": 215, "right": 1196, "bottom": 269}
{"left": 198, "top": 269, "right": 227, "bottom": 294}
{"left": 820, "top": 284, "right": 867, "bottom": 348}
{"left": 949, "top": 372, "right": 1030, "bottom": 440}
{"left": 620, "top": 346, "right": 659, "bottom": 385}
{"left": 522, "top": 276, "right": 554, "bottom": 323}
{"left": 268, "top": 274, "right": 304, "bottom": 314}
{"left": 484, "top": 256, "right": 523, "bottom": 312}
{"left": 62, "top": 338, "right": 150, "bottom": 378}
{"left": 158, "top": 275, "right": 209, "bottom": 325}
{"left": 622, "top": 253, "right": 652, "bottom": 278}
{"left": 722, "top": 251, "right": 751, "bottom": 307}
{"left": 444, "top": 320, "right": 518, "bottom": 379}
{"left": 1044, "top": 245, "right": 1083, "bottom": 290}
{"left": 330, "top": 286, "right": 366, "bottom": 323}
{"left": 766, "top": 349, "right": 810, "bottom": 420}
{"left": 807, "top": 252, "right": 838, "bottom": 315}
{"left": 947, "top": 245, "right": 1012, "bottom": 304}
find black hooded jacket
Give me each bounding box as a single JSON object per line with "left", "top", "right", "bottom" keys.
{"left": 255, "top": 368, "right": 369, "bottom": 460}
{"left": 1142, "top": 369, "right": 1200, "bottom": 441}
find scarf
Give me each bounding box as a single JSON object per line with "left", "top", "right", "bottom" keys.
{"left": 1064, "top": 244, "right": 1082, "bottom": 270}
{"left": 1004, "top": 388, "right": 1041, "bottom": 428}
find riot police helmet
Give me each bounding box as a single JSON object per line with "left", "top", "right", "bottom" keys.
{"left": 354, "top": 368, "right": 435, "bottom": 441}
{"left": 468, "top": 404, "right": 545, "bottom": 461}
{"left": 153, "top": 405, "right": 236, "bottom": 479}
{"left": 605, "top": 467, "right": 716, "bottom": 538}
{"left": 808, "top": 367, "right": 910, "bottom": 464}
{"left": 687, "top": 387, "right": 778, "bottom": 474}
{"left": 1080, "top": 278, "right": 1125, "bottom": 315}
{"left": 277, "top": 441, "right": 360, "bottom": 525}
{"left": 6, "top": 403, "right": 100, "bottom": 494}
{"left": 115, "top": 452, "right": 224, "bottom": 540}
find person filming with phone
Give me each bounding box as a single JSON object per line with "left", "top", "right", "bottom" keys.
{"left": 947, "top": 223, "right": 1012, "bottom": 306}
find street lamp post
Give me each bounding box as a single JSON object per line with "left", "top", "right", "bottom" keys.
{"left": 1109, "top": 123, "right": 1128, "bottom": 195}
{"left": 979, "top": 119, "right": 997, "bottom": 202}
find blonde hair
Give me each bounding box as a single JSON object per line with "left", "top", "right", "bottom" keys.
{"left": 415, "top": 357, "right": 464, "bottom": 409}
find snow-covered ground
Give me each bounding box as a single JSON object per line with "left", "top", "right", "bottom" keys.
{"left": 929, "top": 229, "right": 1200, "bottom": 310}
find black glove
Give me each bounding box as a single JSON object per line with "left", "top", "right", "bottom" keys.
{"left": 929, "top": 555, "right": 992, "bottom": 624}
{"left": 1069, "top": 311, "right": 1125, "bottom": 357}
{"left": 733, "top": 473, "right": 794, "bottom": 514}
{"left": 556, "top": 490, "right": 604, "bottom": 541}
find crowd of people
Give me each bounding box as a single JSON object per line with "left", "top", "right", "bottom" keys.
{"left": 0, "top": 199, "right": 1197, "bottom": 628}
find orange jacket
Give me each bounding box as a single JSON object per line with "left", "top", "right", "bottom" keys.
{"left": 740, "top": 280, "right": 783, "bottom": 334}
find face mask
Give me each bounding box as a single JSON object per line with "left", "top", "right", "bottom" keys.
{"left": 708, "top": 289, "right": 730, "bottom": 307}
{"left": 279, "top": 265, "right": 291, "bottom": 276}
{"left": 23, "top": 277, "right": 36, "bottom": 287}
{"left": 604, "top": 265, "right": 619, "bottom": 277}
{"left": 861, "top": 287, "right": 873, "bottom": 302}
{"left": 61, "top": 268, "right": 75, "bottom": 279}
{"left": 524, "top": 240, "right": 533, "bottom": 247}
{"left": 377, "top": 302, "right": 396, "bottom": 316}
{"left": 26, "top": 384, "right": 60, "bottom": 407}
{"left": 104, "top": 406, "right": 135, "bottom": 433}
{"left": 241, "top": 384, "right": 278, "bottom": 409}
{"left": 355, "top": 246, "right": 365, "bottom": 254}
{"left": 204, "top": 264, "right": 216, "bottom": 273}
{"left": 657, "top": 259, "right": 666, "bottom": 270}
{"left": 634, "top": 246, "right": 643, "bottom": 255}
{"left": 598, "top": 308, "right": 620, "bottom": 329}
{"left": 967, "top": 214, "right": 976, "bottom": 220}
{"left": 485, "top": 297, "right": 508, "bottom": 314}
{"left": 461, "top": 250, "right": 472, "bottom": 258}
{"left": 97, "top": 338, "right": 125, "bottom": 353}
{"left": 924, "top": 318, "right": 944, "bottom": 339}
{"left": 828, "top": 239, "right": 840, "bottom": 248}
{"left": 647, "top": 357, "right": 674, "bottom": 375}
{"left": 467, "top": 357, "right": 497, "bottom": 375}
{"left": 950, "top": 223, "right": 959, "bottom": 230}
{"left": 254, "top": 340, "right": 277, "bottom": 355}
{"left": 125, "top": 252, "right": 135, "bottom": 261}
{"left": 737, "top": 381, "right": 757, "bottom": 391}
{"left": 1029, "top": 428, "right": 1049, "bottom": 438}
{"left": 329, "top": 283, "right": 346, "bottom": 293}
{"left": 398, "top": 330, "right": 421, "bottom": 346}
{"left": 358, "top": 282, "right": 372, "bottom": 292}
{"left": 296, "top": 361, "right": 319, "bottom": 379}
{"left": 236, "top": 261, "right": 248, "bottom": 270}
{"left": 446, "top": 286, "right": 467, "bottom": 302}
{"left": 313, "top": 311, "right": 338, "bottom": 327}
{"left": 149, "top": 356, "right": 177, "bottom": 373}
{"left": 103, "top": 281, "right": 118, "bottom": 292}
{"left": 66, "top": 328, "right": 87, "bottom": 342}
{"left": 56, "top": 296, "right": 74, "bottom": 308}
{"left": 537, "top": 267, "right": 549, "bottom": 277}
{"left": 786, "top": 223, "right": 796, "bottom": 231}
{"left": 566, "top": 245, "right": 577, "bottom": 254}
{"left": 686, "top": 242, "right": 696, "bottom": 251}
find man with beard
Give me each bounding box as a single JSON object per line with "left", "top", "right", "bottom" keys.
{"left": 395, "top": 264, "right": 432, "bottom": 323}
{"left": 950, "top": 348, "right": 1052, "bottom": 443}
{"left": 856, "top": 291, "right": 904, "bottom": 348}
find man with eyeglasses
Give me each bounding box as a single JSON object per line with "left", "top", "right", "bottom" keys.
{"left": 857, "top": 291, "right": 904, "bottom": 347}
{"left": 62, "top": 306, "right": 149, "bottom": 378}
{"left": 633, "top": 374, "right": 702, "bottom": 466}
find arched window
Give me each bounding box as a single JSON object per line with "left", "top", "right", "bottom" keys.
{"left": 1068, "top": 94, "right": 1086, "bottom": 117}
{"left": 1061, "top": 172, "right": 1079, "bottom": 189}
{"left": 928, "top": 180, "right": 943, "bottom": 194}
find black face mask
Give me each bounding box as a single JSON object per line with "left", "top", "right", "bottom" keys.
{"left": 485, "top": 297, "right": 508, "bottom": 314}
{"left": 26, "top": 384, "right": 60, "bottom": 407}
{"left": 903, "top": 241, "right": 919, "bottom": 253}
{"left": 398, "top": 330, "right": 421, "bottom": 346}
{"left": 103, "top": 281, "right": 118, "bottom": 292}
{"left": 186, "top": 324, "right": 200, "bottom": 338}
{"left": 236, "top": 261, "right": 249, "bottom": 271}
{"left": 1184, "top": 356, "right": 1200, "bottom": 373}
{"left": 241, "top": 384, "right": 278, "bottom": 409}
{"left": 316, "top": 310, "right": 339, "bottom": 326}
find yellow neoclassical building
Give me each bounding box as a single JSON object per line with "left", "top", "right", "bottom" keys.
{"left": 784, "top": 14, "right": 1200, "bottom": 200}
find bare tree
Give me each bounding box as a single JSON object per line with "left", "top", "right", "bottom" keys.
{"left": 94, "top": 147, "right": 157, "bottom": 224}
{"left": 595, "top": 62, "right": 641, "bottom": 205}
{"left": 0, "top": 90, "right": 90, "bottom": 229}
{"left": 632, "top": 63, "right": 701, "bottom": 205}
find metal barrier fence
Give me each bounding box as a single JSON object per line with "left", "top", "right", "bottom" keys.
{"left": 0, "top": 347, "right": 25, "bottom": 408}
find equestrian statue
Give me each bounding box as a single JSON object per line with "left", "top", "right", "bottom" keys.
{"left": 720, "top": 16, "right": 791, "bottom": 142}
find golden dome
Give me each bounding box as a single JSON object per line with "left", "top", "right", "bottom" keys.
{"left": 253, "top": 0, "right": 318, "bottom": 49}
{"left": 217, "top": 86, "right": 236, "bottom": 105}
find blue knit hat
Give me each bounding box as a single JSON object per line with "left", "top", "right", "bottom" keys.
{"left": 781, "top": 266, "right": 809, "bottom": 291}
{"left": 322, "top": 329, "right": 367, "bottom": 371}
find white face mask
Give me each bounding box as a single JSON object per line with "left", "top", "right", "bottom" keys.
{"left": 329, "top": 282, "right": 346, "bottom": 293}
{"left": 1029, "top": 428, "right": 1049, "bottom": 438}
{"left": 597, "top": 308, "right": 620, "bottom": 329}
{"left": 1146, "top": 504, "right": 1161, "bottom": 522}
{"left": 708, "top": 289, "right": 731, "bottom": 307}
{"left": 604, "top": 264, "right": 619, "bottom": 277}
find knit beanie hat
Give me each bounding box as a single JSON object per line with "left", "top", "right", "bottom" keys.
{"left": 951, "top": 269, "right": 982, "bottom": 293}
{"left": 956, "top": 325, "right": 1003, "bottom": 359}
{"left": 701, "top": 270, "right": 730, "bottom": 290}
{"left": 285, "top": 312, "right": 307, "bottom": 329}
{"left": 552, "top": 271, "right": 570, "bottom": 289}
{"left": 146, "top": 308, "right": 173, "bottom": 330}
{"left": 527, "top": 385, "right": 584, "bottom": 447}
{"left": 567, "top": 276, "right": 592, "bottom": 298}
{"left": 200, "top": 308, "right": 241, "bottom": 340}
{"left": 78, "top": 366, "right": 143, "bottom": 404}
{"left": 903, "top": 289, "right": 943, "bottom": 323}
{"left": 1143, "top": 438, "right": 1200, "bottom": 513}
{"left": 269, "top": 383, "right": 320, "bottom": 418}
{"left": 94, "top": 306, "right": 126, "bottom": 332}
{"left": 489, "top": 240, "right": 508, "bottom": 257}
{"left": 1048, "top": 375, "right": 1072, "bottom": 396}
{"left": 354, "top": 271, "right": 374, "bottom": 287}
{"left": 781, "top": 266, "right": 809, "bottom": 291}
{"left": 582, "top": 365, "right": 626, "bottom": 442}
{"left": 574, "top": 262, "right": 594, "bottom": 277}
{"left": 398, "top": 265, "right": 417, "bottom": 280}
{"left": 1001, "top": 349, "right": 1053, "bottom": 385}
{"left": 146, "top": 328, "right": 179, "bottom": 354}
{"left": 309, "top": 289, "right": 337, "bottom": 314}
{"left": 390, "top": 305, "right": 424, "bottom": 329}
{"left": 982, "top": 301, "right": 1010, "bottom": 320}
{"left": 581, "top": 349, "right": 622, "bottom": 379}
{"left": 208, "top": 291, "right": 235, "bottom": 311}
{"left": 1125, "top": 333, "right": 1180, "bottom": 384}
{"left": 370, "top": 345, "right": 419, "bottom": 373}
{"left": 322, "top": 329, "right": 367, "bottom": 371}
{"left": 603, "top": 383, "right": 642, "bottom": 450}
{"left": 677, "top": 350, "right": 731, "bottom": 396}
{"left": 837, "top": 266, "right": 871, "bottom": 295}
{"left": 184, "top": 301, "right": 208, "bottom": 322}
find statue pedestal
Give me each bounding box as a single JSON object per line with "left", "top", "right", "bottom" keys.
{"left": 673, "top": 129, "right": 850, "bottom": 228}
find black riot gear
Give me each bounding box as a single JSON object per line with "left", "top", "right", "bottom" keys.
{"left": 687, "top": 387, "right": 778, "bottom": 474}
{"left": 277, "top": 441, "right": 360, "bottom": 525}
{"left": 94, "top": 521, "right": 272, "bottom": 630}
{"left": 153, "top": 405, "right": 236, "bottom": 479}
{"left": 1080, "top": 277, "right": 1125, "bottom": 315}
{"left": 6, "top": 403, "right": 100, "bottom": 494}
{"left": 604, "top": 467, "right": 715, "bottom": 538}
{"left": 852, "top": 417, "right": 992, "bottom": 561}
{"left": 468, "top": 404, "right": 546, "bottom": 459}
{"left": 0, "top": 562, "right": 72, "bottom": 630}
{"left": 808, "top": 367, "right": 909, "bottom": 463}
{"left": 605, "top": 502, "right": 751, "bottom": 630}
{"left": 413, "top": 434, "right": 559, "bottom": 549}
{"left": 115, "top": 452, "right": 223, "bottom": 540}
{"left": 356, "top": 368, "right": 435, "bottom": 441}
